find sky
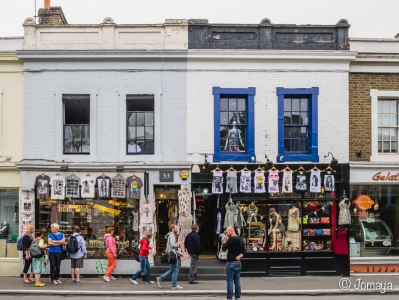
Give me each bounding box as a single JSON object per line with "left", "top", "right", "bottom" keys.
{"left": 0, "top": 0, "right": 398, "bottom": 38}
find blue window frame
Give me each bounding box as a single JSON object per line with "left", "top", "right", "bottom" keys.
{"left": 277, "top": 87, "right": 319, "bottom": 162}
{"left": 213, "top": 87, "right": 255, "bottom": 162}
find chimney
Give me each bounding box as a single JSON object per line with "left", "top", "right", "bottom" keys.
{"left": 38, "top": 0, "right": 68, "bottom": 25}
{"left": 44, "top": 0, "right": 50, "bottom": 9}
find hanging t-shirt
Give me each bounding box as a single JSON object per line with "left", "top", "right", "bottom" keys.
{"left": 80, "top": 175, "right": 95, "bottom": 198}
{"left": 65, "top": 175, "right": 80, "bottom": 198}
{"left": 268, "top": 170, "right": 279, "bottom": 193}
{"left": 111, "top": 175, "right": 126, "bottom": 198}
{"left": 96, "top": 175, "right": 111, "bottom": 198}
{"left": 126, "top": 176, "right": 143, "bottom": 199}
{"left": 240, "top": 170, "right": 252, "bottom": 193}
{"left": 282, "top": 170, "right": 293, "bottom": 193}
{"left": 324, "top": 174, "right": 335, "bottom": 192}
{"left": 225, "top": 170, "right": 237, "bottom": 194}
{"left": 310, "top": 169, "right": 321, "bottom": 193}
{"left": 22, "top": 197, "right": 33, "bottom": 213}
{"left": 35, "top": 175, "right": 51, "bottom": 199}
{"left": 212, "top": 170, "right": 223, "bottom": 194}
{"left": 132, "top": 211, "right": 139, "bottom": 231}
{"left": 51, "top": 174, "right": 65, "bottom": 200}
{"left": 140, "top": 201, "right": 155, "bottom": 224}
{"left": 254, "top": 170, "right": 266, "bottom": 193}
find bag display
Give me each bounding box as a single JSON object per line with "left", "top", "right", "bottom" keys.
{"left": 302, "top": 217, "right": 308, "bottom": 225}
{"left": 303, "top": 229, "right": 309, "bottom": 236}
{"left": 308, "top": 229, "right": 316, "bottom": 236}
{"left": 320, "top": 217, "right": 330, "bottom": 224}
{"left": 315, "top": 229, "right": 323, "bottom": 236}
{"left": 322, "top": 229, "right": 331, "bottom": 236}
{"left": 309, "top": 217, "right": 320, "bottom": 224}
{"left": 307, "top": 201, "right": 320, "bottom": 212}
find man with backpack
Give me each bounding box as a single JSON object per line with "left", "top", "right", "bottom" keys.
{"left": 68, "top": 226, "right": 87, "bottom": 284}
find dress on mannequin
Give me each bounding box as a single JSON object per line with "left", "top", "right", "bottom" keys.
{"left": 339, "top": 198, "right": 351, "bottom": 225}
{"left": 224, "top": 199, "right": 235, "bottom": 229}
{"left": 335, "top": 227, "right": 348, "bottom": 255}
{"left": 287, "top": 206, "right": 300, "bottom": 231}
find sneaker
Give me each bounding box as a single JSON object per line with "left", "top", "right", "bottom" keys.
{"left": 51, "top": 281, "right": 59, "bottom": 285}
{"left": 110, "top": 276, "right": 117, "bottom": 280}
{"left": 76, "top": 280, "right": 85, "bottom": 284}
{"left": 189, "top": 281, "right": 199, "bottom": 284}
{"left": 172, "top": 285, "right": 183, "bottom": 290}
{"left": 146, "top": 281, "right": 155, "bottom": 284}
{"left": 103, "top": 275, "right": 110, "bottom": 282}
{"left": 156, "top": 277, "right": 161, "bottom": 288}
{"left": 130, "top": 279, "right": 138, "bottom": 285}
{"left": 56, "top": 280, "right": 62, "bottom": 284}
{"left": 72, "top": 280, "right": 77, "bottom": 284}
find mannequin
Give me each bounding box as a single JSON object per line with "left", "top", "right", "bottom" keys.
{"left": 245, "top": 202, "right": 258, "bottom": 224}
{"left": 266, "top": 208, "right": 285, "bottom": 250}
{"left": 234, "top": 202, "right": 246, "bottom": 236}
{"left": 339, "top": 197, "right": 351, "bottom": 225}
{"left": 287, "top": 205, "right": 300, "bottom": 231}
{"left": 0, "top": 221, "right": 9, "bottom": 239}
{"left": 224, "top": 121, "right": 244, "bottom": 151}
{"left": 224, "top": 197, "right": 235, "bottom": 228}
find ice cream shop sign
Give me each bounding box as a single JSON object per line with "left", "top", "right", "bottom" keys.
{"left": 372, "top": 172, "right": 399, "bottom": 181}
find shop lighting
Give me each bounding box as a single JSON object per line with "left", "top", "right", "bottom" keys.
{"left": 60, "top": 165, "right": 68, "bottom": 172}
{"left": 202, "top": 154, "right": 210, "bottom": 169}
{"left": 265, "top": 154, "right": 273, "bottom": 169}
{"left": 324, "top": 152, "right": 338, "bottom": 166}
{"left": 202, "top": 188, "right": 209, "bottom": 195}
{"left": 116, "top": 165, "right": 124, "bottom": 172}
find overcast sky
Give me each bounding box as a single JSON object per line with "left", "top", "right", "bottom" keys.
{"left": 1, "top": 0, "right": 398, "bottom": 38}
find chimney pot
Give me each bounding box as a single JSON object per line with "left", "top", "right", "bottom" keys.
{"left": 44, "top": 0, "right": 50, "bottom": 9}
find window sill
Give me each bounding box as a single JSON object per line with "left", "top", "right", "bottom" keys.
{"left": 370, "top": 154, "right": 399, "bottom": 162}
{"left": 213, "top": 153, "right": 255, "bottom": 162}
{"left": 277, "top": 153, "right": 319, "bottom": 163}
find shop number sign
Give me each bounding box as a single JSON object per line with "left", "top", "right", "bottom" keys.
{"left": 160, "top": 171, "right": 174, "bottom": 182}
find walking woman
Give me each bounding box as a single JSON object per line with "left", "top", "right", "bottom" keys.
{"left": 22, "top": 224, "right": 35, "bottom": 284}
{"left": 103, "top": 226, "right": 117, "bottom": 282}
{"left": 32, "top": 231, "right": 47, "bottom": 287}
{"left": 130, "top": 231, "right": 154, "bottom": 284}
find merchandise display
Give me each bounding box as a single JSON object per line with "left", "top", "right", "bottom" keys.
{"left": 268, "top": 169, "right": 279, "bottom": 193}
{"left": 225, "top": 170, "right": 238, "bottom": 194}
{"left": 111, "top": 175, "right": 126, "bottom": 198}
{"left": 65, "top": 174, "right": 80, "bottom": 198}
{"left": 282, "top": 170, "right": 293, "bottom": 193}
{"left": 212, "top": 170, "right": 224, "bottom": 194}
{"left": 309, "top": 169, "right": 321, "bottom": 193}
{"left": 51, "top": 173, "right": 66, "bottom": 200}
{"left": 126, "top": 175, "right": 143, "bottom": 199}
{"left": 35, "top": 173, "right": 50, "bottom": 199}
{"left": 338, "top": 197, "right": 351, "bottom": 225}
{"left": 96, "top": 174, "right": 111, "bottom": 198}
{"left": 224, "top": 198, "right": 235, "bottom": 228}
{"left": 253, "top": 169, "right": 266, "bottom": 193}
{"left": 80, "top": 174, "right": 95, "bottom": 198}
{"left": 239, "top": 169, "right": 252, "bottom": 193}
{"left": 177, "top": 188, "right": 193, "bottom": 241}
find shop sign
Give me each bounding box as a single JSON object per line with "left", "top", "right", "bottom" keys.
{"left": 179, "top": 170, "right": 189, "bottom": 180}
{"left": 160, "top": 171, "right": 174, "bottom": 182}
{"left": 372, "top": 171, "right": 399, "bottom": 181}
{"left": 58, "top": 204, "right": 87, "bottom": 212}
{"left": 353, "top": 195, "right": 374, "bottom": 211}
{"left": 383, "top": 240, "right": 391, "bottom": 246}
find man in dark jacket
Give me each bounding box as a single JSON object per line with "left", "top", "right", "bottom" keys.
{"left": 184, "top": 224, "right": 201, "bottom": 284}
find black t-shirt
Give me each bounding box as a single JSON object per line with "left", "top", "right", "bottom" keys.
{"left": 222, "top": 236, "right": 246, "bottom": 262}
{"left": 22, "top": 234, "right": 32, "bottom": 250}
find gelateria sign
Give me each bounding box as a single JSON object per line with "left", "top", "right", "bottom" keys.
{"left": 372, "top": 172, "right": 399, "bottom": 181}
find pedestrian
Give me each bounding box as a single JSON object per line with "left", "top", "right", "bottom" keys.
{"left": 130, "top": 231, "right": 154, "bottom": 284}
{"left": 222, "top": 226, "right": 246, "bottom": 300}
{"left": 69, "top": 226, "right": 87, "bottom": 284}
{"left": 103, "top": 226, "right": 117, "bottom": 282}
{"left": 156, "top": 224, "right": 183, "bottom": 290}
{"left": 48, "top": 223, "right": 65, "bottom": 285}
{"left": 22, "top": 224, "right": 35, "bottom": 284}
{"left": 32, "top": 231, "right": 47, "bottom": 287}
{"left": 184, "top": 224, "right": 201, "bottom": 284}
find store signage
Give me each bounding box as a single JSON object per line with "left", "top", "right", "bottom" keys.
{"left": 57, "top": 204, "right": 87, "bottom": 212}
{"left": 179, "top": 170, "right": 189, "bottom": 180}
{"left": 353, "top": 195, "right": 374, "bottom": 211}
{"left": 372, "top": 171, "right": 399, "bottom": 181}
{"left": 160, "top": 171, "right": 174, "bottom": 182}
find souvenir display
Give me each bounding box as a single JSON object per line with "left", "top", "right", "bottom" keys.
{"left": 253, "top": 169, "right": 266, "bottom": 193}
{"left": 212, "top": 170, "right": 223, "bottom": 194}
{"left": 282, "top": 170, "right": 293, "bottom": 193}
{"left": 140, "top": 199, "right": 155, "bottom": 224}
{"left": 22, "top": 197, "right": 34, "bottom": 213}
{"left": 224, "top": 198, "right": 235, "bottom": 228}
{"left": 268, "top": 169, "right": 279, "bottom": 193}
{"left": 177, "top": 188, "right": 193, "bottom": 241}
{"left": 239, "top": 170, "right": 252, "bottom": 193}
{"left": 310, "top": 169, "right": 321, "bottom": 193}
{"left": 51, "top": 173, "right": 66, "bottom": 200}
{"left": 225, "top": 170, "right": 238, "bottom": 194}
{"left": 245, "top": 202, "right": 258, "bottom": 223}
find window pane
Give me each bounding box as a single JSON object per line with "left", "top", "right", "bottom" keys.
{"left": 291, "top": 113, "right": 300, "bottom": 124}
{"left": 300, "top": 112, "right": 308, "bottom": 125}
{"left": 220, "top": 126, "right": 228, "bottom": 139}
{"left": 137, "top": 113, "right": 145, "bottom": 126}
{"left": 284, "top": 98, "right": 291, "bottom": 111}
{"left": 128, "top": 113, "right": 136, "bottom": 126}
{"left": 383, "top": 141, "right": 390, "bottom": 153}
{"left": 229, "top": 112, "right": 238, "bottom": 124}
{"left": 64, "top": 126, "right": 73, "bottom": 139}
{"left": 229, "top": 98, "right": 237, "bottom": 111}
{"left": 300, "top": 139, "right": 307, "bottom": 152}
{"left": 300, "top": 126, "right": 308, "bottom": 138}
{"left": 383, "top": 128, "right": 390, "bottom": 140}
{"left": 301, "top": 99, "right": 308, "bottom": 111}
{"left": 220, "top": 98, "right": 228, "bottom": 111}
{"left": 64, "top": 140, "right": 76, "bottom": 153}
{"left": 390, "top": 128, "right": 397, "bottom": 141}
{"left": 237, "top": 98, "right": 246, "bottom": 111}
{"left": 284, "top": 112, "right": 291, "bottom": 124}
{"left": 141, "top": 140, "right": 154, "bottom": 154}
{"left": 73, "top": 126, "right": 81, "bottom": 138}
{"left": 383, "top": 101, "right": 391, "bottom": 113}
{"left": 392, "top": 142, "right": 398, "bottom": 153}
{"left": 127, "top": 141, "right": 141, "bottom": 153}
{"left": 136, "top": 127, "right": 145, "bottom": 139}
{"left": 284, "top": 127, "right": 291, "bottom": 138}
{"left": 145, "top": 127, "right": 154, "bottom": 139}
{"left": 378, "top": 101, "right": 383, "bottom": 113}
{"left": 292, "top": 98, "right": 299, "bottom": 111}
{"left": 80, "top": 141, "right": 90, "bottom": 153}
{"left": 284, "top": 139, "right": 291, "bottom": 152}
{"left": 378, "top": 128, "right": 382, "bottom": 141}
{"left": 291, "top": 139, "right": 299, "bottom": 151}
{"left": 82, "top": 125, "right": 90, "bottom": 138}
{"left": 378, "top": 114, "right": 383, "bottom": 126}
{"left": 383, "top": 114, "right": 391, "bottom": 126}
{"left": 220, "top": 112, "right": 228, "bottom": 124}
{"left": 128, "top": 127, "right": 136, "bottom": 139}
{"left": 220, "top": 138, "right": 227, "bottom": 151}
{"left": 291, "top": 127, "right": 299, "bottom": 138}
{"left": 392, "top": 114, "right": 398, "bottom": 126}
{"left": 392, "top": 101, "right": 398, "bottom": 113}
{"left": 378, "top": 141, "right": 382, "bottom": 152}
{"left": 145, "top": 113, "right": 153, "bottom": 126}
{"left": 237, "top": 112, "right": 246, "bottom": 125}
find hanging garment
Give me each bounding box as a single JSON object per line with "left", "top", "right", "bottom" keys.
{"left": 111, "top": 175, "right": 126, "bottom": 198}
{"left": 35, "top": 175, "right": 51, "bottom": 199}
{"left": 236, "top": 207, "right": 246, "bottom": 229}
{"left": 22, "top": 197, "right": 33, "bottom": 213}
{"left": 218, "top": 233, "right": 228, "bottom": 260}
{"left": 178, "top": 189, "right": 193, "bottom": 240}
{"left": 65, "top": 175, "right": 80, "bottom": 198}
{"left": 126, "top": 175, "right": 143, "bottom": 199}
{"left": 295, "top": 173, "right": 307, "bottom": 192}
{"left": 132, "top": 211, "right": 139, "bottom": 231}
{"left": 212, "top": 170, "right": 224, "bottom": 194}
{"left": 310, "top": 170, "right": 321, "bottom": 193}
{"left": 240, "top": 170, "right": 252, "bottom": 193}
{"left": 51, "top": 174, "right": 65, "bottom": 200}
{"left": 96, "top": 176, "right": 111, "bottom": 198}
{"left": 287, "top": 206, "right": 300, "bottom": 231}
{"left": 80, "top": 175, "right": 95, "bottom": 198}
{"left": 335, "top": 227, "right": 349, "bottom": 255}
{"left": 216, "top": 212, "right": 222, "bottom": 235}
{"left": 268, "top": 170, "right": 279, "bottom": 193}
{"left": 224, "top": 201, "right": 235, "bottom": 229}
{"left": 140, "top": 201, "right": 155, "bottom": 224}
{"left": 338, "top": 199, "right": 351, "bottom": 225}
{"left": 225, "top": 170, "right": 238, "bottom": 194}
{"left": 254, "top": 170, "right": 266, "bottom": 193}
{"left": 282, "top": 170, "right": 293, "bottom": 193}
{"left": 324, "top": 174, "right": 335, "bottom": 192}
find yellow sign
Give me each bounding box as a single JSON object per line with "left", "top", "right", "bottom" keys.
{"left": 179, "top": 170, "right": 189, "bottom": 180}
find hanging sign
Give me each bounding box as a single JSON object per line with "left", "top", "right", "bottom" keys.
{"left": 179, "top": 170, "right": 189, "bottom": 180}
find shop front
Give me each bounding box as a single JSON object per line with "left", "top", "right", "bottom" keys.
{"left": 350, "top": 162, "right": 399, "bottom": 273}
{"left": 192, "top": 163, "right": 350, "bottom": 276}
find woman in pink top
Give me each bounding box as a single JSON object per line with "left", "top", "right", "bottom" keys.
{"left": 103, "top": 227, "right": 117, "bottom": 282}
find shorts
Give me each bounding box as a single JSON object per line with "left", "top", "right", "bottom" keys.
{"left": 71, "top": 257, "right": 84, "bottom": 269}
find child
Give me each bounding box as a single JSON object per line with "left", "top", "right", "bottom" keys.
{"left": 32, "top": 232, "right": 47, "bottom": 287}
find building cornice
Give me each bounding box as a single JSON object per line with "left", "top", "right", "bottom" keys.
{"left": 0, "top": 51, "right": 21, "bottom": 62}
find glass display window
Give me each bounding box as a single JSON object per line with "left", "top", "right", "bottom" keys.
{"left": 0, "top": 189, "right": 19, "bottom": 258}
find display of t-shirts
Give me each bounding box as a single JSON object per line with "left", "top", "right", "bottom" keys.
{"left": 126, "top": 176, "right": 143, "bottom": 199}
{"left": 96, "top": 175, "right": 111, "bottom": 198}
{"left": 310, "top": 169, "right": 321, "bottom": 193}
{"left": 282, "top": 170, "right": 293, "bottom": 193}
{"left": 80, "top": 175, "right": 95, "bottom": 198}
{"left": 140, "top": 201, "right": 155, "bottom": 224}
{"left": 324, "top": 174, "right": 335, "bottom": 192}
{"left": 65, "top": 175, "right": 80, "bottom": 198}
{"left": 111, "top": 175, "right": 126, "bottom": 198}
{"left": 254, "top": 170, "right": 266, "bottom": 193}
{"left": 35, "top": 174, "right": 51, "bottom": 199}
{"left": 295, "top": 173, "right": 307, "bottom": 192}
{"left": 212, "top": 170, "right": 223, "bottom": 194}
{"left": 268, "top": 170, "right": 279, "bottom": 193}
{"left": 225, "top": 170, "right": 238, "bottom": 194}
{"left": 51, "top": 174, "right": 65, "bottom": 200}
{"left": 239, "top": 170, "right": 252, "bottom": 193}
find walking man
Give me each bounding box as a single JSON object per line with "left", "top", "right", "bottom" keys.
{"left": 157, "top": 224, "right": 183, "bottom": 290}
{"left": 69, "top": 226, "right": 87, "bottom": 284}
{"left": 222, "top": 226, "right": 246, "bottom": 300}
{"left": 47, "top": 223, "right": 65, "bottom": 285}
{"left": 184, "top": 224, "right": 201, "bottom": 284}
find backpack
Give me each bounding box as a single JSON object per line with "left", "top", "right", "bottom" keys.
{"left": 17, "top": 234, "right": 27, "bottom": 251}
{"left": 29, "top": 239, "right": 44, "bottom": 258}
{"left": 66, "top": 235, "right": 80, "bottom": 254}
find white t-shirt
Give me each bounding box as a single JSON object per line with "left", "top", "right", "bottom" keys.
{"left": 51, "top": 174, "right": 66, "bottom": 200}
{"left": 80, "top": 175, "right": 95, "bottom": 198}
{"left": 310, "top": 170, "right": 321, "bottom": 193}
{"left": 140, "top": 201, "right": 156, "bottom": 224}
{"left": 253, "top": 170, "right": 265, "bottom": 193}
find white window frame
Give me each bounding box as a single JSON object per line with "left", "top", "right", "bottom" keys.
{"left": 0, "top": 86, "right": 3, "bottom": 156}
{"left": 54, "top": 88, "right": 98, "bottom": 162}
{"left": 119, "top": 87, "right": 162, "bottom": 162}
{"left": 371, "top": 89, "right": 399, "bottom": 162}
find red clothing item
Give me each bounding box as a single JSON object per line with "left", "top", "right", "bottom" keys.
{"left": 139, "top": 238, "right": 151, "bottom": 257}
{"left": 335, "top": 227, "right": 348, "bottom": 255}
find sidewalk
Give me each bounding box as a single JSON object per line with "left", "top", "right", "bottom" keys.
{"left": 1, "top": 275, "right": 399, "bottom": 296}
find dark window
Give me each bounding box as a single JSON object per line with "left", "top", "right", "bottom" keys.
{"left": 378, "top": 100, "right": 399, "bottom": 153}
{"left": 127, "top": 95, "right": 154, "bottom": 154}
{"left": 63, "top": 94, "right": 90, "bottom": 154}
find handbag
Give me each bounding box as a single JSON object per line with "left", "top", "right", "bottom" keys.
{"left": 315, "top": 229, "right": 323, "bottom": 236}
{"left": 322, "top": 229, "right": 331, "bottom": 236}
{"left": 302, "top": 217, "right": 308, "bottom": 225}
{"left": 308, "top": 229, "right": 316, "bottom": 236}
{"left": 303, "top": 229, "right": 309, "bottom": 236}
{"left": 309, "top": 217, "right": 320, "bottom": 224}
{"left": 50, "top": 233, "right": 67, "bottom": 260}
{"left": 307, "top": 201, "right": 320, "bottom": 212}
{"left": 161, "top": 250, "right": 177, "bottom": 264}
{"left": 320, "top": 217, "right": 330, "bottom": 224}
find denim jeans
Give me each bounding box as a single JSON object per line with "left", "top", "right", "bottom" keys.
{"left": 132, "top": 256, "right": 151, "bottom": 282}
{"left": 226, "top": 261, "right": 241, "bottom": 300}
{"left": 49, "top": 252, "right": 62, "bottom": 281}
{"left": 159, "top": 262, "right": 179, "bottom": 287}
